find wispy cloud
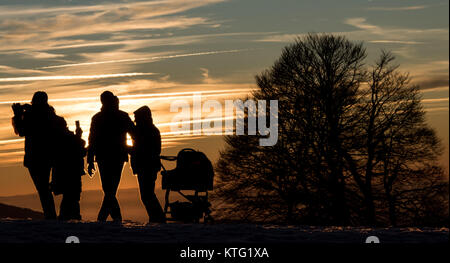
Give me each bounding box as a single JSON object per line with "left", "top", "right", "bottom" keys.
{"left": 0, "top": 0, "right": 226, "bottom": 17}
{"left": 254, "top": 34, "right": 303, "bottom": 43}
{"left": 344, "top": 17, "right": 383, "bottom": 33}
{"left": 38, "top": 49, "right": 245, "bottom": 69}
{"left": 405, "top": 60, "right": 449, "bottom": 90}
{"left": 40, "top": 32, "right": 270, "bottom": 53}
{"left": 0, "top": 0, "right": 226, "bottom": 53}
{"left": 367, "top": 5, "right": 428, "bottom": 11}
{"left": 0, "top": 72, "right": 156, "bottom": 82}
{"left": 368, "top": 40, "right": 423, "bottom": 45}
{"left": 343, "top": 17, "right": 448, "bottom": 39}
{"left": 425, "top": 107, "right": 449, "bottom": 112}
{"left": 0, "top": 65, "right": 44, "bottom": 75}
{"left": 255, "top": 18, "right": 448, "bottom": 46}
{"left": 422, "top": 98, "right": 449, "bottom": 103}
{"left": 0, "top": 139, "right": 24, "bottom": 145}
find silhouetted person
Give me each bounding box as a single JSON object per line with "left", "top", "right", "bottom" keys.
{"left": 51, "top": 120, "right": 86, "bottom": 221}
{"left": 11, "top": 91, "right": 58, "bottom": 219}
{"left": 130, "top": 106, "right": 166, "bottom": 223}
{"left": 87, "top": 91, "right": 134, "bottom": 222}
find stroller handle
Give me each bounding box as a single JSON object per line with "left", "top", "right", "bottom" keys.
{"left": 159, "top": 148, "right": 197, "bottom": 172}
{"left": 160, "top": 155, "right": 177, "bottom": 161}
{"left": 159, "top": 155, "right": 176, "bottom": 173}
{"left": 160, "top": 148, "right": 195, "bottom": 161}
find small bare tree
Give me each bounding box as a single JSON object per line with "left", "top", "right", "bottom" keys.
{"left": 344, "top": 51, "right": 448, "bottom": 226}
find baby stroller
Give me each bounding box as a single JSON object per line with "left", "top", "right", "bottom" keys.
{"left": 160, "top": 148, "right": 214, "bottom": 223}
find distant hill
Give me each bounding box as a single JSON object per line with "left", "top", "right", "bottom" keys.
{"left": 0, "top": 203, "right": 44, "bottom": 220}
{"left": 0, "top": 188, "right": 184, "bottom": 223}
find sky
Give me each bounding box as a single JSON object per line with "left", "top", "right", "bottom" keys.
{"left": 0, "top": 0, "right": 448, "bottom": 196}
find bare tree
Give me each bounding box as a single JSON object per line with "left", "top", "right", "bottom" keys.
{"left": 212, "top": 34, "right": 448, "bottom": 226}
{"left": 343, "top": 51, "right": 448, "bottom": 226}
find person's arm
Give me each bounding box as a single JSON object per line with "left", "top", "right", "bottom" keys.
{"left": 154, "top": 127, "right": 162, "bottom": 172}
{"left": 155, "top": 127, "right": 161, "bottom": 156}
{"left": 125, "top": 114, "right": 135, "bottom": 154}
{"left": 87, "top": 116, "right": 97, "bottom": 176}
{"left": 125, "top": 114, "right": 136, "bottom": 140}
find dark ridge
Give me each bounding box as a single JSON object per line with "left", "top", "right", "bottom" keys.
{"left": 0, "top": 203, "right": 44, "bottom": 220}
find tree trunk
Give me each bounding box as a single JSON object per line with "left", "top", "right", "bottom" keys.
{"left": 386, "top": 188, "right": 397, "bottom": 226}
{"left": 286, "top": 199, "right": 294, "bottom": 224}
{"left": 364, "top": 189, "right": 376, "bottom": 226}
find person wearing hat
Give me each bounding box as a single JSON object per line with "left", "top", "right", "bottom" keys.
{"left": 130, "top": 106, "right": 166, "bottom": 223}
{"left": 11, "top": 91, "right": 62, "bottom": 219}
{"left": 87, "top": 91, "right": 135, "bottom": 222}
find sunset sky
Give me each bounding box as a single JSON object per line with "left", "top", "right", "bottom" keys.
{"left": 0, "top": 0, "right": 448, "bottom": 196}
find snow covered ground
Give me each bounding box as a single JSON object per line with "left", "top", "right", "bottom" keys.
{"left": 0, "top": 219, "right": 447, "bottom": 243}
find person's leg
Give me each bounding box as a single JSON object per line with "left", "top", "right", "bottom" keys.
{"left": 66, "top": 193, "right": 81, "bottom": 220}
{"left": 62, "top": 187, "right": 81, "bottom": 220}
{"left": 72, "top": 196, "right": 81, "bottom": 220}
{"left": 137, "top": 173, "right": 152, "bottom": 219}
{"left": 98, "top": 161, "right": 123, "bottom": 222}
{"left": 109, "top": 161, "right": 124, "bottom": 222}
{"left": 149, "top": 186, "right": 166, "bottom": 223}
{"left": 97, "top": 161, "right": 111, "bottom": 221}
{"left": 58, "top": 194, "right": 68, "bottom": 220}
{"left": 65, "top": 176, "right": 81, "bottom": 220}
{"left": 139, "top": 171, "right": 165, "bottom": 223}
{"left": 72, "top": 179, "right": 82, "bottom": 220}
{"left": 28, "top": 165, "right": 56, "bottom": 220}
